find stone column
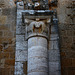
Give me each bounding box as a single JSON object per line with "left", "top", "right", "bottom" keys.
{"left": 24, "top": 15, "right": 51, "bottom": 75}
{"left": 28, "top": 37, "right": 48, "bottom": 75}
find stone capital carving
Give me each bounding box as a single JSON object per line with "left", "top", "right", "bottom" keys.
{"left": 22, "top": 10, "right": 53, "bottom": 40}
{"left": 25, "top": 18, "right": 51, "bottom": 40}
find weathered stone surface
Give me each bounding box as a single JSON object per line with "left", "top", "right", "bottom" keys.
{"left": 17, "top": 11, "right": 22, "bottom": 19}
{"left": 3, "top": 30, "right": 13, "bottom": 37}
{"left": 15, "top": 0, "right": 62, "bottom": 75}
{"left": 0, "top": 0, "right": 74, "bottom": 75}
{"left": 28, "top": 46, "right": 47, "bottom": 58}
{"left": 28, "top": 37, "right": 48, "bottom": 75}
{"left": 15, "top": 50, "right": 27, "bottom": 61}
{"left": 2, "top": 8, "right": 11, "bottom": 15}
{"left": 17, "top": 1, "right": 24, "bottom": 10}
{"left": 49, "top": 50, "right": 60, "bottom": 62}
{"left": 49, "top": 40, "right": 59, "bottom": 50}
{"left": 16, "top": 41, "right": 27, "bottom": 50}
{"left": 50, "top": 34, "right": 59, "bottom": 41}
{"left": 0, "top": 67, "right": 14, "bottom": 75}
{"left": 4, "top": 46, "right": 15, "bottom": 52}
{"left": 0, "top": 0, "right": 16, "bottom": 74}
{"left": 28, "top": 37, "right": 47, "bottom": 48}
{"left": 15, "top": 61, "right": 25, "bottom": 75}
{"left": 0, "top": 44, "right": 3, "bottom": 51}
{"left": 5, "top": 59, "right": 15, "bottom": 66}
{"left": 0, "top": 52, "right": 9, "bottom": 59}
{"left": 49, "top": 62, "right": 61, "bottom": 71}
{"left": 61, "top": 58, "right": 72, "bottom": 67}
{"left": 49, "top": 71, "right": 61, "bottom": 75}
{"left": 16, "top": 35, "right": 25, "bottom": 42}
{"left": 16, "top": 18, "right": 22, "bottom": 26}
{"left": 0, "top": 31, "right": 3, "bottom": 37}
{"left": 16, "top": 25, "right": 25, "bottom": 34}
{"left": 0, "top": 16, "right": 7, "bottom": 24}
{"left": 28, "top": 72, "right": 48, "bottom": 75}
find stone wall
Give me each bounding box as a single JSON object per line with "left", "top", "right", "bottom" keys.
{"left": 48, "top": 20, "right": 61, "bottom": 75}
{"left": 0, "top": 0, "right": 16, "bottom": 75}
{"left": 15, "top": 1, "right": 28, "bottom": 75}
{"left": 0, "top": 0, "right": 75, "bottom": 75}
{"left": 57, "top": 0, "right": 75, "bottom": 75}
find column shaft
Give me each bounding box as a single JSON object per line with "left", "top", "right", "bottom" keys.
{"left": 28, "top": 37, "right": 48, "bottom": 75}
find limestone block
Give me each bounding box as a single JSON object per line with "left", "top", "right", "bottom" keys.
{"left": 16, "top": 25, "right": 25, "bottom": 34}
{"left": 16, "top": 41, "right": 27, "bottom": 50}
{"left": 3, "top": 30, "right": 13, "bottom": 37}
{"left": 0, "top": 16, "right": 7, "bottom": 24}
{"left": 60, "top": 30, "right": 67, "bottom": 36}
{"left": 49, "top": 62, "right": 61, "bottom": 72}
{"left": 16, "top": 35, "right": 25, "bottom": 42}
{"left": 10, "top": 24, "right": 16, "bottom": 31}
{"left": 66, "top": 8, "right": 71, "bottom": 15}
{"left": 53, "top": 41, "right": 59, "bottom": 49}
{"left": 50, "top": 34, "right": 59, "bottom": 41}
{"left": 17, "top": 11, "right": 22, "bottom": 19}
{"left": 0, "top": 52, "right": 9, "bottom": 59}
{"left": 10, "top": 52, "right": 15, "bottom": 59}
{"left": 66, "top": 30, "right": 73, "bottom": 36}
{"left": 49, "top": 71, "right": 61, "bottom": 75}
{"left": 15, "top": 62, "right": 25, "bottom": 75}
{"left": 17, "top": 18, "right": 22, "bottom": 26}
{"left": 49, "top": 40, "right": 59, "bottom": 50}
{"left": 49, "top": 50, "right": 60, "bottom": 62}
{"left": 2, "top": 8, "right": 11, "bottom": 15}
{"left": 49, "top": 62, "right": 61, "bottom": 75}
{"left": 15, "top": 50, "right": 27, "bottom": 61}
{"left": 5, "top": 59, "right": 15, "bottom": 66}
{"left": 6, "top": 16, "right": 15, "bottom": 25}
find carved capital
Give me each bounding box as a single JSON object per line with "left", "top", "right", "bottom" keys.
{"left": 25, "top": 18, "right": 51, "bottom": 40}
{"left": 22, "top": 10, "right": 53, "bottom": 40}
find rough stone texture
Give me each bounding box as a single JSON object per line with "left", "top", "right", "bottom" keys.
{"left": 15, "top": 1, "right": 61, "bottom": 75}
{"left": 15, "top": 1, "right": 28, "bottom": 75}
{"left": 49, "top": 25, "right": 61, "bottom": 75}
{"left": 57, "top": 0, "right": 75, "bottom": 75}
{"left": 15, "top": 62, "right": 26, "bottom": 75}
{"left": 0, "top": 0, "right": 16, "bottom": 75}
{"left": 0, "top": 0, "right": 75, "bottom": 75}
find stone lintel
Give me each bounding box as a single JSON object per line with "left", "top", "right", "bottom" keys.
{"left": 22, "top": 10, "right": 53, "bottom": 23}
{"left": 22, "top": 10, "right": 53, "bottom": 16}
